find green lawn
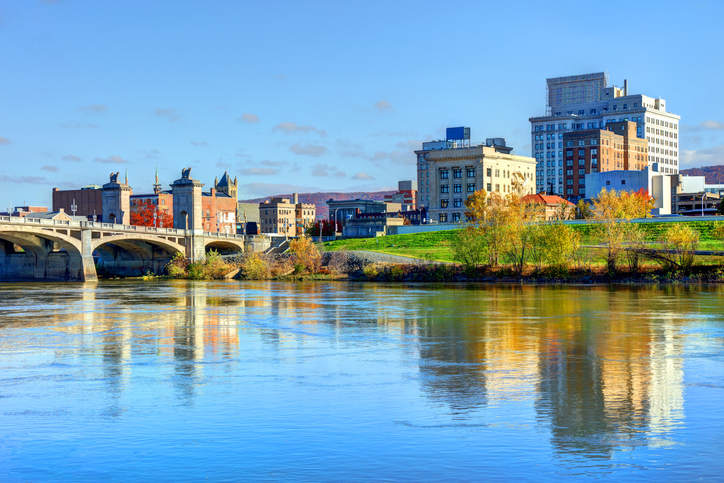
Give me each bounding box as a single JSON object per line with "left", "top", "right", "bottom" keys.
{"left": 323, "top": 221, "right": 724, "bottom": 263}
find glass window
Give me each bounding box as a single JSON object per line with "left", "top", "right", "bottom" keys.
{"left": 453, "top": 169, "right": 462, "bottom": 178}
{"left": 454, "top": 184, "right": 462, "bottom": 193}
{"left": 467, "top": 183, "right": 476, "bottom": 193}
{"left": 467, "top": 167, "right": 475, "bottom": 177}
{"left": 440, "top": 170, "right": 449, "bottom": 179}
{"left": 439, "top": 213, "right": 447, "bottom": 223}
{"left": 440, "top": 185, "right": 449, "bottom": 193}
{"left": 440, "top": 199, "right": 449, "bottom": 208}
{"left": 452, "top": 213, "right": 460, "bottom": 222}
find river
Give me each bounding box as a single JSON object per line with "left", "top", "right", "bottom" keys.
{"left": 0, "top": 281, "right": 722, "bottom": 481}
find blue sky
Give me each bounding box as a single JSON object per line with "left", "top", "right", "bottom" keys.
{"left": 1, "top": 0, "right": 723, "bottom": 209}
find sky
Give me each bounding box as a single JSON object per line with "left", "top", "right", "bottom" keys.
{"left": 1, "top": 0, "right": 723, "bottom": 210}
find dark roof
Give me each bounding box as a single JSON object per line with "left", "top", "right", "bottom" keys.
{"left": 216, "top": 171, "right": 231, "bottom": 187}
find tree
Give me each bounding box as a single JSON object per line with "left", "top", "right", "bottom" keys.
{"left": 645, "top": 223, "right": 699, "bottom": 273}
{"left": 305, "top": 220, "right": 341, "bottom": 237}
{"left": 576, "top": 199, "right": 593, "bottom": 219}
{"left": 130, "top": 200, "right": 173, "bottom": 227}
{"left": 288, "top": 236, "right": 321, "bottom": 273}
{"left": 591, "top": 189, "right": 652, "bottom": 273}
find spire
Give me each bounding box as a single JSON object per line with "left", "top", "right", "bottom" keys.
{"left": 153, "top": 166, "right": 162, "bottom": 194}
{"left": 125, "top": 168, "right": 128, "bottom": 185}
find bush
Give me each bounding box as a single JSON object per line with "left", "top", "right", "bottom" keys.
{"left": 166, "top": 252, "right": 190, "bottom": 278}
{"left": 451, "top": 226, "right": 488, "bottom": 269}
{"left": 646, "top": 223, "right": 699, "bottom": 273}
{"left": 288, "top": 237, "right": 322, "bottom": 274}
{"left": 241, "top": 252, "right": 271, "bottom": 279}
{"left": 363, "top": 263, "right": 380, "bottom": 280}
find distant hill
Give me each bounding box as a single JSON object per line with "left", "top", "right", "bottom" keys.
{"left": 679, "top": 166, "right": 724, "bottom": 184}
{"left": 240, "top": 191, "right": 397, "bottom": 219}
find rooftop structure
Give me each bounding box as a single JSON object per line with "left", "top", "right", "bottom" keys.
{"left": 416, "top": 127, "right": 536, "bottom": 223}
{"left": 531, "top": 72, "right": 681, "bottom": 196}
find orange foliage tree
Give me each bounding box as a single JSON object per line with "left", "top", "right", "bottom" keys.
{"left": 130, "top": 200, "right": 173, "bottom": 227}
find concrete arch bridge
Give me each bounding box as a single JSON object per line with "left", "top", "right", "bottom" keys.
{"left": 0, "top": 216, "right": 255, "bottom": 282}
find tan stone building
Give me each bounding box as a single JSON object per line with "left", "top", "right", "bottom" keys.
{"left": 259, "top": 194, "right": 315, "bottom": 236}
{"left": 416, "top": 136, "right": 536, "bottom": 224}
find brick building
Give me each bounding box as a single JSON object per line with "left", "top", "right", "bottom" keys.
{"left": 560, "top": 121, "right": 648, "bottom": 201}
{"left": 384, "top": 180, "right": 418, "bottom": 210}
{"left": 52, "top": 185, "right": 103, "bottom": 221}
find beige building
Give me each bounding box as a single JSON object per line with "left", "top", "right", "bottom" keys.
{"left": 259, "top": 194, "right": 315, "bottom": 236}
{"left": 416, "top": 136, "right": 536, "bottom": 223}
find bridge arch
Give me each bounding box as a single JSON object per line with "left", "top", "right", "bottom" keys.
{"left": 203, "top": 238, "right": 245, "bottom": 256}
{"left": 0, "top": 226, "right": 87, "bottom": 281}
{"left": 92, "top": 234, "right": 185, "bottom": 277}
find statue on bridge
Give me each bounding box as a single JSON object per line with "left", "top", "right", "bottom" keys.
{"left": 181, "top": 167, "right": 192, "bottom": 179}
{"left": 109, "top": 172, "right": 120, "bottom": 183}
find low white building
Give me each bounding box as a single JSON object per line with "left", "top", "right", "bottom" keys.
{"left": 586, "top": 164, "right": 674, "bottom": 215}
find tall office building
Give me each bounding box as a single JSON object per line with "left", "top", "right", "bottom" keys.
{"left": 529, "top": 72, "right": 680, "bottom": 196}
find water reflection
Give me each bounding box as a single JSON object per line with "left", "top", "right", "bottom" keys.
{"left": 0, "top": 281, "right": 719, "bottom": 480}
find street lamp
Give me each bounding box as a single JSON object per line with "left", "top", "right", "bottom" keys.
{"left": 153, "top": 210, "right": 157, "bottom": 228}
{"left": 333, "top": 208, "right": 341, "bottom": 241}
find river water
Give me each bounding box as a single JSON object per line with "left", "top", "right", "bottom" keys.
{"left": 0, "top": 281, "right": 722, "bottom": 481}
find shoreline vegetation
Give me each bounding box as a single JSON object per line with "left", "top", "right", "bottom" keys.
{"left": 150, "top": 189, "right": 724, "bottom": 285}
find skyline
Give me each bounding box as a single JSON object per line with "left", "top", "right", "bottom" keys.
{"left": 1, "top": 0, "right": 723, "bottom": 209}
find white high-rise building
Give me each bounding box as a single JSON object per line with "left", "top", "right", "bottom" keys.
{"left": 529, "top": 72, "right": 680, "bottom": 195}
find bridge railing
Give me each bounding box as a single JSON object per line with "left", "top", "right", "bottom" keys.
{"left": 80, "top": 221, "right": 186, "bottom": 235}
{"left": 202, "top": 231, "right": 246, "bottom": 240}
{"left": 0, "top": 215, "right": 81, "bottom": 227}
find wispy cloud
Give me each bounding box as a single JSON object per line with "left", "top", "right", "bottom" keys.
{"left": 191, "top": 141, "right": 209, "bottom": 147}
{"left": 238, "top": 113, "right": 260, "bottom": 123}
{"left": 311, "top": 163, "right": 345, "bottom": 178}
{"left": 216, "top": 161, "right": 231, "bottom": 169}
{"left": 136, "top": 148, "right": 160, "bottom": 159}
{"left": 240, "top": 182, "right": 323, "bottom": 199}
{"left": 41, "top": 165, "right": 59, "bottom": 172}
{"left": 241, "top": 167, "right": 279, "bottom": 176}
{"left": 290, "top": 144, "right": 328, "bottom": 157}
{"left": 374, "top": 100, "right": 393, "bottom": 111}
{"left": 682, "top": 120, "right": 724, "bottom": 132}
{"left": 681, "top": 144, "right": 724, "bottom": 167}
{"left": 62, "top": 154, "right": 82, "bottom": 162}
{"left": 0, "top": 136, "right": 10, "bottom": 145}
{"left": 352, "top": 172, "right": 375, "bottom": 180}
{"left": 273, "top": 122, "right": 327, "bottom": 137}
{"left": 154, "top": 108, "right": 181, "bottom": 122}
{"left": 94, "top": 155, "right": 129, "bottom": 164}
{"left": 77, "top": 104, "right": 108, "bottom": 114}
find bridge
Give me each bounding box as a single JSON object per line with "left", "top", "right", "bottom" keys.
{"left": 0, "top": 216, "right": 261, "bottom": 282}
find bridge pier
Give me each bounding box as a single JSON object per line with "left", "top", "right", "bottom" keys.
{"left": 80, "top": 229, "right": 98, "bottom": 282}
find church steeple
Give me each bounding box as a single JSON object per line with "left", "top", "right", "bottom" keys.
{"left": 153, "top": 166, "right": 162, "bottom": 194}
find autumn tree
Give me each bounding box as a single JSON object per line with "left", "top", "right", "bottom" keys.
{"left": 289, "top": 236, "right": 322, "bottom": 273}
{"left": 130, "top": 200, "right": 173, "bottom": 227}
{"left": 592, "top": 188, "right": 652, "bottom": 273}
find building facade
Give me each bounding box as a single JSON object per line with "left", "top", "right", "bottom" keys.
{"left": 384, "top": 180, "right": 418, "bottom": 210}
{"left": 530, "top": 72, "right": 680, "bottom": 196}
{"left": 52, "top": 185, "right": 103, "bottom": 221}
{"left": 560, "top": 121, "right": 648, "bottom": 201}
{"left": 259, "top": 194, "right": 315, "bottom": 236}
{"left": 416, "top": 132, "right": 536, "bottom": 223}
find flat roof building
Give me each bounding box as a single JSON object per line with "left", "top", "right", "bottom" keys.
{"left": 530, "top": 72, "right": 680, "bottom": 196}
{"left": 416, "top": 130, "right": 536, "bottom": 224}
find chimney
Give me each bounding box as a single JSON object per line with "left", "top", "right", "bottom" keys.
{"left": 624, "top": 79, "right": 628, "bottom": 96}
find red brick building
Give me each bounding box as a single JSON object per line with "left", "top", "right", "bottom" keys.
{"left": 560, "top": 121, "right": 648, "bottom": 201}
